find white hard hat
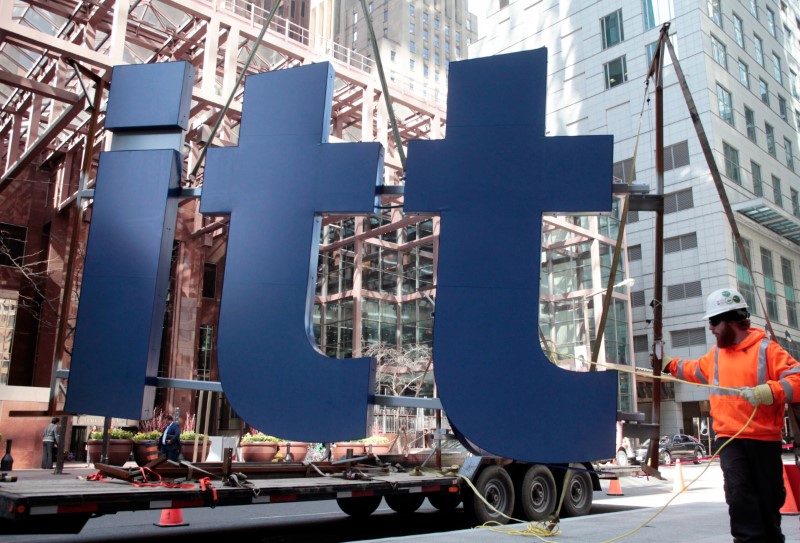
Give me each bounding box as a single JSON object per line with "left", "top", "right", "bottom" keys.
{"left": 703, "top": 288, "right": 749, "bottom": 319}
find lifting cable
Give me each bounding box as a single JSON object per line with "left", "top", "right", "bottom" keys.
{"left": 660, "top": 25, "right": 774, "bottom": 339}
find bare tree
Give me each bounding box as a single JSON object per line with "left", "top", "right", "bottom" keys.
{"left": 362, "top": 342, "right": 432, "bottom": 397}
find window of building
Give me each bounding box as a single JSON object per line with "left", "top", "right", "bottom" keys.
{"left": 634, "top": 334, "right": 650, "bottom": 352}
{"left": 646, "top": 42, "right": 658, "bottom": 66}
{"left": 767, "top": 7, "right": 776, "bottom": 36}
{"left": 739, "top": 59, "right": 750, "bottom": 87}
{"left": 410, "top": 5, "right": 415, "bottom": 17}
{"left": 410, "top": 22, "right": 415, "bottom": 34}
{"left": 750, "top": 0, "right": 759, "bottom": 19}
{"left": 0, "top": 223, "right": 26, "bottom": 268}
{"left": 754, "top": 34, "right": 764, "bottom": 66}
{"left": 353, "top": 10, "right": 358, "bottom": 23}
{"left": 0, "top": 297, "right": 16, "bottom": 385}
{"left": 760, "top": 78, "right": 770, "bottom": 104}
{"left": 409, "top": 58, "right": 415, "bottom": 70}
{"left": 384, "top": 9, "right": 388, "bottom": 22}
{"left": 786, "top": 138, "right": 796, "bottom": 171}
{"left": 766, "top": 122, "right": 776, "bottom": 155}
{"left": 423, "top": 46, "right": 429, "bottom": 59}
{"left": 602, "top": 10, "right": 624, "bottom": 49}
{"left": 422, "top": 11, "right": 428, "bottom": 23}
{"left": 723, "top": 142, "right": 742, "bottom": 183}
{"left": 793, "top": 71, "right": 800, "bottom": 99}
{"left": 631, "top": 290, "right": 646, "bottom": 307}
{"left": 734, "top": 14, "right": 745, "bottom": 46}
{"left": 434, "top": 35, "right": 439, "bottom": 47}
{"left": 779, "top": 96, "right": 789, "bottom": 123}
{"left": 434, "top": 18, "right": 439, "bottom": 29}
{"left": 761, "top": 247, "right": 780, "bottom": 320}
{"left": 643, "top": 0, "right": 657, "bottom": 30}
{"left": 444, "top": 24, "right": 449, "bottom": 37}
{"left": 671, "top": 328, "right": 708, "bottom": 347}
{"left": 604, "top": 56, "right": 628, "bottom": 88}
{"left": 717, "top": 84, "right": 734, "bottom": 124}
{"left": 772, "top": 174, "right": 782, "bottom": 205}
{"left": 773, "top": 53, "right": 783, "bottom": 83}
{"left": 628, "top": 244, "right": 642, "bottom": 262}
{"left": 434, "top": 52, "right": 440, "bottom": 65}
{"left": 664, "top": 232, "right": 698, "bottom": 253}
{"left": 613, "top": 158, "right": 636, "bottom": 182}
{"left": 793, "top": 189, "right": 800, "bottom": 216}
{"left": 202, "top": 263, "right": 217, "bottom": 299}
{"left": 456, "top": 30, "right": 461, "bottom": 42}
{"left": 782, "top": 257, "right": 798, "bottom": 327}
{"left": 667, "top": 280, "right": 703, "bottom": 301}
{"left": 734, "top": 237, "right": 758, "bottom": 313}
{"left": 423, "top": 29, "right": 428, "bottom": 41}
{"left": 664, "top": 140, "right": 691, "bottom": 170}
{"left": 712, "top": 36, "right": 727, "bottom": 68}
{"left": 708, "top": 0, "right": 723, "bottom": 26}
{"left": 752, "top": 160, "right": 764, "bottom": 196}
{"left": 409, "top": 40, "right": 415, "bottom": 53}
{"left": 745, "top": 106, "right": 757, "bottom": 140}
{"left": 197, "top": 325, "right": 213, "bottom": 381}
{"left": 664, "top": 188, "right": 694, "bottom": 213}
{"left": 362, "top": 298, "right": 398, "bottom": 346}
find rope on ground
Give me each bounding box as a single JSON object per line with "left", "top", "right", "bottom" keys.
{"left": 599, "top": 406, "right": 757, "bottom": 543}
{"left": 455, "top": 473, "right": 560, "bottom": 540}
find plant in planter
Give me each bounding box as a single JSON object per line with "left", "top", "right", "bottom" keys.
{"left": 131, "top": 431, "right": 162, "bottom": 466}
{"left": 239, "top": 432, "right": 281, "bottom": 463}
{"left": 179, "top": 431, "right": 212, "bottom": 462}
{"left": 87, "top": 428, "right": 135, "bottom": 466}
{"left": 358, "top": 436, "right": 393, "bottom": 455}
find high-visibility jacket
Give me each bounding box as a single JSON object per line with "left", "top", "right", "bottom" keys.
{"left": 667, "top": 328, "right": 800, "bottom": 441}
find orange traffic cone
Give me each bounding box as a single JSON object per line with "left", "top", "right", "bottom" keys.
{"left": 672, "top": 459, "right": 686, "bottom": 494}
{"left": 607, "top": 478, "right": 624, "bottom": 496}
{"left": 154, "top": 508, "right": 189, "bottom": 527}
{"left": 781, "top": 464, "right": 800, "bottom": 515}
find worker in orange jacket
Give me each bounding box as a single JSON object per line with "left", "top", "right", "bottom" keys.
{"left": 664, "top": 287, "right": 800, "bottom": 543}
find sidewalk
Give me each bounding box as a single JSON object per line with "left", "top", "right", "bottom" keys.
{"left": 363, "top": 461, "right": 800, "bottom": 543}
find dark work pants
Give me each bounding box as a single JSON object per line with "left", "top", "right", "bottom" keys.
{"left": 41, "top": 441, "right": 55, "bottom": 469}
{"left": 718, "top": 438, "right": 785, "bottom": 543}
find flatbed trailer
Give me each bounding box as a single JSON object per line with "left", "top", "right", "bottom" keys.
{"left": 0, "top": 453, "right": 631, "bottom": 535}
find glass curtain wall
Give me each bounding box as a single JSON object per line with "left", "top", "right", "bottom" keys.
{"left": 314, "top": 198, "right": 635, "bottom": 413}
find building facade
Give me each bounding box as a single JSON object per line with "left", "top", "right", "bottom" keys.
{"left": 473, "top": 0, "right": 800, "bottom": 438}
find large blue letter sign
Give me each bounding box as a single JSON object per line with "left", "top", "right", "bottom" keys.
{"left": 404, "top": 49, "right": 618, "bottom": 462}
{"left": 65, "top": 62, "right": 194, "bottom": 419}
{"left": 200, "top": 63, "right": 383, "bottom": 441}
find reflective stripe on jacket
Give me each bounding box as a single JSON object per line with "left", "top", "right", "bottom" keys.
{"left": 668, "top": 328, "right": 800, "bottom": 441}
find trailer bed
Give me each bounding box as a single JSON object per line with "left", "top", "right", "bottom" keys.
{"left": 0, "top": 462, "right": 460, "bottom": 534}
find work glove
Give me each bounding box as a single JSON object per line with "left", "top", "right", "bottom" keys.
{"left": 653, "top": 353, "right": 673, "bottom": 374}
{"left": 739, "top": 384, "right": 774, "bottom": 406}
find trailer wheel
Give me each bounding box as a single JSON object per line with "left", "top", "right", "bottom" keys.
{"left": 428, "top": 493, "right": 461, "bottom": 511}
{"left": 517, "top": 465, "right": 556, "bottom": 521}
{"left": 336, "top": 496, "right": 382, "bottom": 517}
{"left": 560, "top": 470, "right": 592, "bottom": 517}
{"left": 463, "top": 465, "right": 515, "bottom": 525}
{"left": 385, "top": 493, "right": 425, "bottom": 514}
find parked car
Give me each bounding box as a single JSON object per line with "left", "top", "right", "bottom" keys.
{"left": 635, "top": 434, "right": 706, "bottom": 465}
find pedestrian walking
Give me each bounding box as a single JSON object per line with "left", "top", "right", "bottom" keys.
{"left": 41, "top": 417, "right": 60, "bottom": 470}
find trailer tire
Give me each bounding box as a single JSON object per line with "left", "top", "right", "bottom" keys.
{"left": 385, "top": 493, "right": 425, "bottom": 514}
{"left": 463, "top": 465, "right": 515, "bottom": 525}
{"left": 516, "top": 465, "right": 556, "bottom": 521}
{"left": 336, "top": 495, "right": 382, "bottom": 517}
{"left": 560, "top": 470, "right": 592, "bottom": 517}
{"left": 428, "top": 493, "right": 461, "bottom": 511}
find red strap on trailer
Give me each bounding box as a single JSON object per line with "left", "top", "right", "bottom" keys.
{"left": 198, "top": 477, "right": 218, "bottom": 503}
